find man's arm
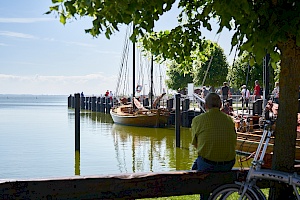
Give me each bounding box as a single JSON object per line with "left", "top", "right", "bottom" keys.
{"left": 192, "top": 138, "right": 197, "bottom": 148}
{"left": 191, "top": 121, "right": 198, "bottom": 148}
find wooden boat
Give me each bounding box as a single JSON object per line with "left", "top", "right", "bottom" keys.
{"left": 235, "top": 113, "right": 300, "bottom": 161}
{"left": 110, "top": 25, "right": 170, "bottom": 127}
{"left": 110, "top": 104, "right": 169, "bottom": 127}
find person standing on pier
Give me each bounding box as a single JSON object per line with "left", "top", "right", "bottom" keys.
{"left": 191, "top": 92, "right": 236, "bottom": 199}
{"left": 109, "top": 91, "right": 113, "bottom": 101}
{"left": 105, "top": 90, "right": 109, "bottom": 97}
{"left": 241, "top": 85, "right": 250, "bottom": 112}
{"left": 253, "top": 80, "right": 261, "bottom": 100}
{"left": 272, "top": 82, "right": 279, "bottom": 104}
{"left": 201, "top": 86, "right": 209, "bottom": 98}
{"left": 220, "top": 82, "right": 230, "bottom": 103}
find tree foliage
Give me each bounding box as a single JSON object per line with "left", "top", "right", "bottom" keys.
{"left": 49, "top": 1, "right": 300, "bottom": 198}
{"left": 165, "top": 62, "right": 193, "bottom": 91}
{"left": 165, "top": 41, "right": 229, "bottom": 91}
{"left": 228, "top": 52, "right": 276, "bottom": 93}
{"left": 193, "top": 42, "right": 229, "bottom": 87}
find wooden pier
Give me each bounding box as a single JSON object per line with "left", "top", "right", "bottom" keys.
{"left": 68, "top": 94, "right": 203, "bottom": 128}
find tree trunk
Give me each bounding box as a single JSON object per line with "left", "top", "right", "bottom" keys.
{"left": 269, "top": 37, "right": 300, "bottom": 199}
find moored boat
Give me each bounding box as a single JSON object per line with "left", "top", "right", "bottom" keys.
{"left": 235, "top": 112, "right": 300, "bottom": 161}
{"left": 110, "top": 104, "right": 169, "bottom": 127}
{"left": 110, "top": 24, "right": 170, "bottom": 128}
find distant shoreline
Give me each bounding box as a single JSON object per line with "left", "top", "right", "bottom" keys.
{"left": 0, "top": 94, "right": 69, "bottom": 96}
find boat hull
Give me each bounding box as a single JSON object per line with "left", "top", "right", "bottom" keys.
{"left": 236, "top": 132, "right": 300, "bottom": 161}
{"left": 110, "top": 106, "right": 169, "bottom": 128}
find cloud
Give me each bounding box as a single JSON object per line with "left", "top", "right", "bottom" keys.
{"left": 0, "top": 73, "right": 118, "bottom": 95}
{"left": 95, "top": 50, "right": 121, "bottom": 55}
{"left": 0, "top": 18, "right": 55, "bottom": 23}
{"left": 0, "top": 31, "right": 37, "bottom": 39}
{"left": 63, "top": 41, "right": 96, "bottom": 48}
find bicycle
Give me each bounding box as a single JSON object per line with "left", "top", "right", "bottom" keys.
{"left": 209, "top": 119, "right": 300, "bottom": 200}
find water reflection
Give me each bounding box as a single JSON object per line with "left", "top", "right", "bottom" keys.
{"left": 80, "top": 111, "right": 114, "bottom": 124}
{"left": 71, "top": 111, "right": 249, "bottom": 176}
{"left": 111, "top": 124, "right": 197, "bottom": 173}
{"left": 75, "top": 150, "right": 80, "bottom": 175}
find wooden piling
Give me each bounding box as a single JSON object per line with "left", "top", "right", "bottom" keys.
{"left": 105, "top": 97, "right": 111, "bottom": 114}
{"left": 175, "top": 94, "right": 181, "bottom": 147}
{"left": 96, "top": 97, "right": 101, "bottom": 112}
{"left": 68, "top": 95, "right": 72, "bottom": 107}
{"left": 75, "top": 93, "right": 80, "bottom": 152}
{"left": 100, "top": 97, "right": 105, "bottom": 113}
{"left": 182, "top": 98, "right": 190, "bottom": 127}
{"left": 167, "top": 98, "right": 174, "bottom": 111}
{"left": 75, "top": 150, "right": 80, "bottom": 175}
{"left": 91, "top": 96, "right": 96, "bottom": 112}
{"left": 85, "top": 97, "right": 89, "bottom": 110}
{"left": 80, "top": 97, "right": 85, "bottom": 110}
{"left": 71, "top": 95, "right": 75, "bottom": 108}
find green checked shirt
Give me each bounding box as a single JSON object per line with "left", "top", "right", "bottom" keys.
{"left": 191, "top": 108, "right": 237, "bottom": 162}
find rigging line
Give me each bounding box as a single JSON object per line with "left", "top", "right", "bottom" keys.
{"left": 140, "top": 54, "right": 147, "bottom": 90}
{"left": 119, "top": 40, "right": 129, "bottom": 94}
{"left": 123, "top": 25, "right": 132, "bottom": 96}
{"left": 201, "top": 55, "right": 214, "bottom": 86}
{"left": 201, "top": 32, "right": 221, "bottom": 86}
{"left": 232, "top": 43, "right": 240, "bottom": 67}
{"left": 119, "top": 34, "right": 130, "bottom": 97}
{"left": 245, "top": 62, "right": 250, "bottom": 89}
{"left": 121, "top": 38, "right": 130, "bottom": 96}
{"left": 116, "top": 24, "right": 131, "bottom": 97}
{"left": 159, "top": 64, "right": 162, "bottom": 94}
{"left": 137, "top": 49, "right": 144, "bottom": 86}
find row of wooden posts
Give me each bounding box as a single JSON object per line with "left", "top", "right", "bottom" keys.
{"left": 67, "top": 94, "right": 203, "bottom": 128}
{"left": 68, "top": 95, "right": 114, "bottom": 114}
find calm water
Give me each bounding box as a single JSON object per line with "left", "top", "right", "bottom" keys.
{"left": 0, "top": 94, "right": 197, "bottom": 179}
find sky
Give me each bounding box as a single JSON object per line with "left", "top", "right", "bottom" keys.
{"left": 0, "top": 0, "right": 234, "bottom": 95}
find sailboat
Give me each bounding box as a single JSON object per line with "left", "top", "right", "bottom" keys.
{"left": 110, "top": 25, "right": 170, "bottom": 128}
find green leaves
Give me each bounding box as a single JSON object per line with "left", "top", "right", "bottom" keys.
{"left": 48, "top": 0, "right": 300, "bottom": 77}
{"left": 60, "top": 13, "right": 66, "bottom": 24}
{"left": 52, "top": 0, "right": 64, "bottom": 3}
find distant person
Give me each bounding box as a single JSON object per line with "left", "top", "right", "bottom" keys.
{"left": 201, "top": 86, "right": 209, "bottom": 98}
{"left": 253, "top": 80, "right": 261, "bottom": 100}
{"left": 191, "top": 93, "right": 236, "bottom": 199}
{"left": 81, "top": 92, "right": 84, "bottom": 97}
{"left": 109, "top": 91, "right": 113, "bottom": 101}
{"left": 105, "top": 90, "right": 109, "bottom": 97}
{"left": 241, "top": 85, "right": 250, "bottom": 111}
{"left": 220, "top": 82, "right": 230, "bottom": 102}
{"left": 221, "top": 101, "right": 237, "bottom": 117}
{"left": 272, "top": 82, "right": 279, "bottom": 104}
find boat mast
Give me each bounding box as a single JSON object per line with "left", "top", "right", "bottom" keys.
{"left": 150, "top": 55, "right": 154, "bottom": 109}
{"left": 132, "top": 24, "right": 136, "bottom": 99}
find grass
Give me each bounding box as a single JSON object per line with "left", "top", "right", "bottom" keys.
{"left": 140, "top": 195, "right": 199, "bottom": 200}
{"left": 139, "top": 189, "right": 269, "bottom": 199}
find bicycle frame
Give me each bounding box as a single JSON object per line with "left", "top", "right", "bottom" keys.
{"left": 239, "top": 120, "right": 300, "bottom": 199}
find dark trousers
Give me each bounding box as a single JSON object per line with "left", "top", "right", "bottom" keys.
{"left": 242, "top": 98, "right": 249, "bottom": 108}
{"left": 192, "top": 156, "right": 235, "bottom": 200}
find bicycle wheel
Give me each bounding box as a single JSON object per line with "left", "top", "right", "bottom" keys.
{"left": 209, "top": 183, "right": 266, "bottom": 200}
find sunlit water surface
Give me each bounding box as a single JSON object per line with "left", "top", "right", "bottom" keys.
{"left": 0, "top": 95, "right": 200, "bottom": 179}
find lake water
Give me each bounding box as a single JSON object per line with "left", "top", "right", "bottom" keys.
{"left": 0, "top": 94, "right": 197, "bottom": 179}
